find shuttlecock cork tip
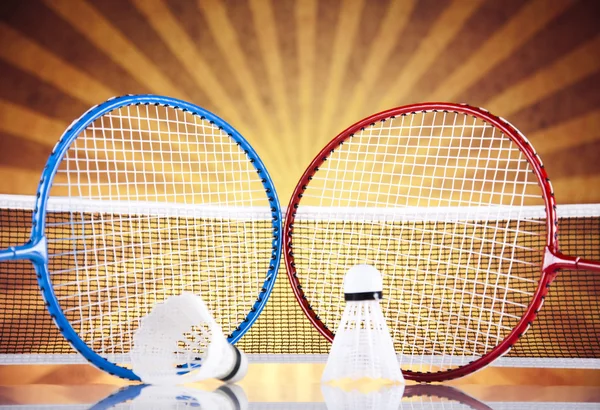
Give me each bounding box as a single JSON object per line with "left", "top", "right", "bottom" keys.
{"left": 344, "top": 264, "right": 383, "bottom": 301}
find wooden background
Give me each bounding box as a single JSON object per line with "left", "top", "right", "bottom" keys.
{"left": 0, "top": 0, "right": 599, "bottom": 203}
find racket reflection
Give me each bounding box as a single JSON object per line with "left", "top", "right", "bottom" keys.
{"left": 321, "top": 384, "right": 493, "bottom": 410}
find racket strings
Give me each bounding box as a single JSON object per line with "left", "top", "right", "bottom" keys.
{"left": 306, "top": 113, "right": 538, "bottom": 208}
{"left": 292, "top": 110, "right": 545, "bottom": 372}
{"left": 48, "top": 214, "right": 271, "bottom": 354}
{"left": 44, "top": 103, "right": 274, "bottom": 359}
{"left": 59, "top": 106, "right": 263, "bottom": 204}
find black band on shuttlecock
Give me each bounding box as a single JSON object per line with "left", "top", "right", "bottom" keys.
{"left": 345, "top": 291, "right": 383, "bottom": 301}
{"left": 220, "top": 345, "right": 242, "bottom": 382}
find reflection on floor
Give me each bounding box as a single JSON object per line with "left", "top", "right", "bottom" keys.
{"left": 0, "top": 364, "right": 599, "bottom": 406}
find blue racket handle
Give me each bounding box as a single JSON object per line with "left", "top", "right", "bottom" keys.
{"left": 0, "top": 238, "right": 47, "bottom": 263}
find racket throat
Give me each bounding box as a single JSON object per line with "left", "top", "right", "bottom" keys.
{"left": 0, "top": 237, "right": 47, "bottom": 264}
{"left": 543, "top": 246, "right": 600, "bottom": 276}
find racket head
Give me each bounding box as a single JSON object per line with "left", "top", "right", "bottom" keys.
{"left": 27, "top": 95, "right": 282, "bottom": 380}
{"left": 284, "top": 102, "right": 557, "bottom": 381}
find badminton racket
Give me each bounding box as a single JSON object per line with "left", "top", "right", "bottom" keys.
{"left": 0, "top": 95, "right": 282, "bottom": 380}
{"left": 321, "top": 384, "right": 491, "bottom": 410}
{"left": 284, "top": 102, "right": 600, "bottom": 382}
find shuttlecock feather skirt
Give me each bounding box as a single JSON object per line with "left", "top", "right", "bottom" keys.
{"left": 322, "top": 300, "right": 404, "bottom": 383}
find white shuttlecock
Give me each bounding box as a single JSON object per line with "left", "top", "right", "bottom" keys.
{"left": 130, "top": 293, "right": 248, "bottom": 385}
{"left": 322, "top": 265, "right": 404, "bottom": 384}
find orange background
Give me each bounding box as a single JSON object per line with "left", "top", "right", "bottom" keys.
{"left": 0, "top": 0, "right": 599, "bottom": 203}
{"left": 0, "top": 0, "right": 599, "bottom": 387}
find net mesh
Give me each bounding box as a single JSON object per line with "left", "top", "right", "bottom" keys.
{"left": 285, "top": 110, "right": 600, "bottom": 372}
{"left": 0, "top": 198, "right": 598, "bottom": 366}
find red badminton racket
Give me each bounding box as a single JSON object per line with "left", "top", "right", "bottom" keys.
{"left": 284, "top": 102, "right": 600, "bottom": 382}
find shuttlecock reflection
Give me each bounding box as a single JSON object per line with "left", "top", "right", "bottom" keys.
{"left": 322, "top": 383, "right": 404, "bottom": 410}
{"left": 89, "top": 383, "right": 248, "bottom": 410}
{"left": 322, "top": 384, "right": 492, "bottom": 410}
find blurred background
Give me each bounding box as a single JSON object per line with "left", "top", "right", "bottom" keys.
{"left": 0, "top": 0, "right": 599, "bottom": 203}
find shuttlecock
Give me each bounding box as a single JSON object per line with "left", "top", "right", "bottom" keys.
{"left": 322, "top": 265, "right": 404, "bottom": 384}
{"left": 130, "top": 293, "right": 248, "bottom": 385}
{"left": 89, "top": 384, "right": 248, "bottom": 410}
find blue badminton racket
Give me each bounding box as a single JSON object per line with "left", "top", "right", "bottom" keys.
{"left": 0, "top": 95, "right": 282, "bottom": 380}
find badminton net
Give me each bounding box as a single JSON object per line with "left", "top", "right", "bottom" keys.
{"left": 0, "top": 195, "right": 598, "bottom": 368}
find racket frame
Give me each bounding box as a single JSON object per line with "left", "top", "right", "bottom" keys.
{"left": 0, "top": 95, "right": 282, "bottom": 380}
{"left": 284, "top": 102, "right": 600, "bottom": 382}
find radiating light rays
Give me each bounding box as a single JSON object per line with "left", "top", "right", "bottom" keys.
{"left": 130, "top": 0, "right": 250, "bottom": 137}
{"left": 0, "top": 100, "right": 66, "bottom": 146}
{"left": 375, "top": 0, "right": 482, "bottom": 112}
{"left": 339, "top": 0, "right": 415, "bottom": 130}
{"left": 249, "top": 0, "right": 296, "bottom": 168}
{"left": 0, "top": 24, "right": 114, "bottom": 106}
{"left": 529, "top": 109, "right": 600, "bottom": 156}
{"left": 0, "top": 0, "right": 598, "bottom": 203}
{"left": 486, "top": 33, "right": 600, "bottom": 116}
{"left": 295, "top": 0, "right": 317, "bottom": 170}
{"left": 427, "top": 0, "right": 576, "bottom": 102}
{"left": 42, "top": 0, "right": 189, "bottom": 101}
{"left": 196, "top": 0, "right": 285, "bottom": 169}
{"left": 247, "top": 0, "right": 305, "bottom": 200}
{"left": 317, "top": 0, "right": 366, "bottom": 144}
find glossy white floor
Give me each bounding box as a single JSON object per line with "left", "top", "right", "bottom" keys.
{"left": 0, "top": 364, "right": 598, "bottom": 408}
